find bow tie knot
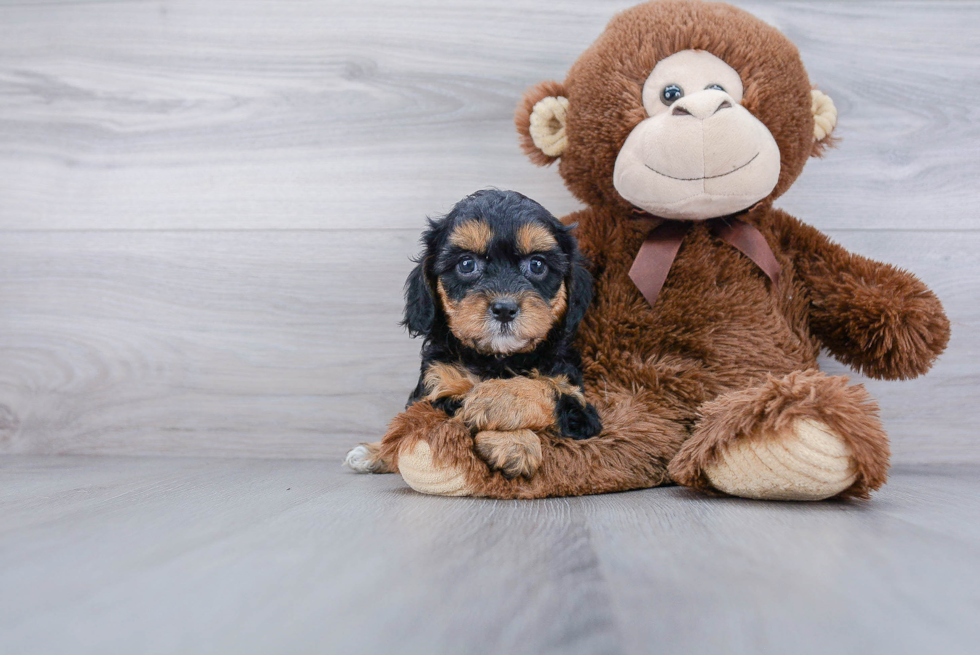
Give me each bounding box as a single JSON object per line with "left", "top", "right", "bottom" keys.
{"left": 627, "top": 215, "right": 781, "bottom": 307}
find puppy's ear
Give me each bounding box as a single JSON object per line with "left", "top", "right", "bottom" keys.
{"left": 402, "top": 217, "right": 449, "bottom": 337}
{"left": 563, "top": 259, "right": 593, "bottom": 338}
{"left": 402, "top": 258, "right": 436, "bottom": 337}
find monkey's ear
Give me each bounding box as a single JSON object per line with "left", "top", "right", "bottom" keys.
{"left": 810, "top": 88, "right": 839, "bottom": 158}
{"left": 516, "top": 80, "right": 569, "bottom": 166}
{"left": 402, "top": 258, "right": 436, "bottom": 337}
{"left": 563, "top": 260, "right": 593, "bottom": 338}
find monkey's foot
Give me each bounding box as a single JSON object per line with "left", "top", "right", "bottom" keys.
{"left": 703, "top": 418, "right": 857, "bottom": 501}
{"left": 398, "top": 440, "right": 473, "bottom": 497}
{"left": 377, "top": 402, "right": 479, "bottom": 497}
{"left": 669, "top": 370, "right": 889, "bottom": 500}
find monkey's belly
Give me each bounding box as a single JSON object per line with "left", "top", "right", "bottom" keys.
{"left": 580, "top": 244, "right": 817, "bottom": 396}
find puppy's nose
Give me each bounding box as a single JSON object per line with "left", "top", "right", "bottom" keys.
{"left": 490, "top": 299, "right": 519, "bottom": 323}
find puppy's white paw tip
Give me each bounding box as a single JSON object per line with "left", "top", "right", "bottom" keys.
{"left": 344, "top": 445, "right": 376, "bottom": 473}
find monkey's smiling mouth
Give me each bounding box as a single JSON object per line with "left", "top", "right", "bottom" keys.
{"left": 645, "top": 152, "right": 759, "bottom": 181}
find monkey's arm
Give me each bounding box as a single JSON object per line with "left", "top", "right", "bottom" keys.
{"left": 773, "top": 209, "right": 950, "bottom": 380}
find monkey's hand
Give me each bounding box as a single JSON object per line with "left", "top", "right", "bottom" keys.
{"left": 775, "top": 209, "right": 950, "bottom": 381}
{"left": 808, "top": 264, "right": 950, "bottom": 380}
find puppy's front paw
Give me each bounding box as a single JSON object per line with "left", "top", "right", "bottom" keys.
{"left": 474, "top": 429, "right": 542, "bottom": 479}
{"left": 460, "top": 378, "right": 555, "bottom": 432}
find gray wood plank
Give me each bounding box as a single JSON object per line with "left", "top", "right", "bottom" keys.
{"left": 582, "top": 469, "right": 980, "bottom": 655}
{"left": 0, "top": 1, "right": 977, "bottom": 231}
{"left": 0, "top": 228, "right": 976, "bottom": 462}
{"left": 0, "top": 456, "right": 623, "bottom": 655}
{"left": 1, "top": 456, "right": 978, "bottom": 655}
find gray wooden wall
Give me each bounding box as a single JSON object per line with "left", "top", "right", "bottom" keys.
{"left": 1, "top": 0, "right": 977, "bottom": 463}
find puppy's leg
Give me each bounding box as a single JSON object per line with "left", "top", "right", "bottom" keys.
{"left": 423, "top": 362, "right": 477, "bottom": 400}
{"left": 344, "top": 441, "right": 396, "bottom": 474}
{"left": 555, "top": 394, "right": 603, "bottom": 440}
{"left": 397, "top": 387, "right": 688, "bottom": 498}
{"left": 461, "top": 376, "right": 587, "bottom": 478}
{"left": 422, "top": 362, "right": 478, "bottom": 415}
{"left": 473, "top": 429, "right": 543, "bottom": 479}
{"left": 459, "top": 376, "right": 564, "bottom": 433}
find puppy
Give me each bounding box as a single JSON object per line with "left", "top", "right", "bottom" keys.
{"left": 346, "top": 189, "right": 601, "bottom": 479}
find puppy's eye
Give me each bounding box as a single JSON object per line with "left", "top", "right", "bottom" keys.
{"left": 456, "top": 255, "right": 482, "bottom": 277}
{"left": 661, "top": 84, "right": 684, "bottom": 105}
{"left": 524, "top": 256, "right": 548, "bottom": 278}
{"left": 705, "top": 84, "right": 725, "bottom": 92}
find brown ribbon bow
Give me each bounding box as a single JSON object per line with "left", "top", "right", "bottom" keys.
{"left": 627, "top": 213, "right": 781, "bottom": 307}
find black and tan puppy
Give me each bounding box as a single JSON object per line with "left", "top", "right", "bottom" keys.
{"left": 346, "top": 189, "right": 601, "bottom": 479}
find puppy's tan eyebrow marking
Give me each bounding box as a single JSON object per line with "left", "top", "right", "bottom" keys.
{"left": 449, "top": 219, "right": 492, "bottom": 253}
{"left": 517, "top": 223, "right": 558, "bottom": 255}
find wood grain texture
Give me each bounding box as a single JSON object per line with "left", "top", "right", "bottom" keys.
{"left": 0, "top": 0, "right": 977, "bottom": 230}
{"left": 0, "top": 229, "right": 976, "bottom": 462}
{"left": 0, "top": 230, "right": 421, "bottom": 459}
{"left": 0, "top": 1, "right": 977, "bottom": 462}
{"left": 1, "top": 456, "right": 978, "bottom": 655}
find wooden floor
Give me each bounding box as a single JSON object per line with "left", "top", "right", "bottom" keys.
{"left": 0, "top": 456, "right": 978, "bottom": 655}
{"left": 1, "top": 1, "right": 979, "bottom": 653}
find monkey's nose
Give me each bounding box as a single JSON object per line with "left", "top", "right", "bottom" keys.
{"left": 490, "top": 299, "right": 519, "bottom": 323}
{"left": 671, "top": 91, "right": 732, "bottom": 120}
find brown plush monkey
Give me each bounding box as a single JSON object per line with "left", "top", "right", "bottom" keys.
{"left": 372, "top": 0, "right": 950, "bottom": 501}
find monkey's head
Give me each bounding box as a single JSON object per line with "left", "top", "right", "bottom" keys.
{"left": 516, "top": 0, "right": 838, "bottom": 221}
{"left": 403, "top": 190, "right": 593, "bottom": 356}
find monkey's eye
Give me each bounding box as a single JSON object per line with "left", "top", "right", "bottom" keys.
{"left": 524, "top": 256, "right": 548, "bottom": 279}
{"left": 706, "top": 84, "right": 726, "bottom": 92}
{"left": 661, "top": 84, "right": 684, "bottom": 105}
{"left": 456, "top": 255, "right": 482, "bottom": 278}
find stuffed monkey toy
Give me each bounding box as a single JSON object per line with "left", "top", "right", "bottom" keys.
{"left": 366, "top": 0, "right": 950, "bottom": 501}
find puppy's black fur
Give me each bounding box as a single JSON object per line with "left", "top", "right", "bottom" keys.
{"left": 403, "top": 189, "right": 601, "bottom": 440}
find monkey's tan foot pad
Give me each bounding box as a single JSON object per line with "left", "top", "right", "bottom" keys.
{"left": 704, "top": 418, "right": 858, "bottom": 501}
{"left": 398, "top": 441, "right": 473, "bottom": 497}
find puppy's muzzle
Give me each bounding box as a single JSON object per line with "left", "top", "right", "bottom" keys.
{"left": 490, "top": 298, "right": 519, "bottom": 324}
